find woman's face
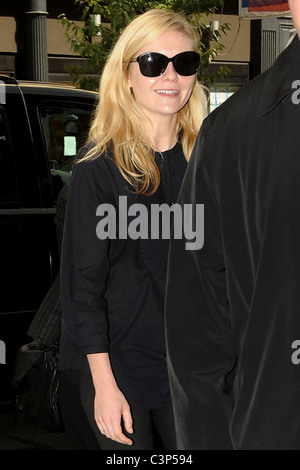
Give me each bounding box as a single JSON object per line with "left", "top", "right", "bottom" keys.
{"left": 289, "top": 0, "right": 300, "bottom": 37}
{"left": 128, "top": 30, "right": 197, "bottom": 124}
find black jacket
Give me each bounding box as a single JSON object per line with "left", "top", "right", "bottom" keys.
{"left": 59, "top": 142, "right": 187, "bottom": 409}
{"left": 165, "top": 36, "right": 300, "bottom": 449}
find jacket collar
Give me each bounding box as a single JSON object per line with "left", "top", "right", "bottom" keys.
{"left": 258, "top": 34, "right": 300, "bottom": 116}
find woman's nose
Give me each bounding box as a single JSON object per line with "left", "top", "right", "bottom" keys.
{"left": 161, "top": 61, "right": 178, "bottom": 79}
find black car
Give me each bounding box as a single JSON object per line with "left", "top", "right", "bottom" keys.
{"left": 0, "top": 75, "right": 98, "bottom": 403}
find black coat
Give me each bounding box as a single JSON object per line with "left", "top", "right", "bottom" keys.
{"left": 165, "top": 36, "right": 300, "bottom": 450}
{"left": 59, "top": 142, "right": 187, "bottom": 409}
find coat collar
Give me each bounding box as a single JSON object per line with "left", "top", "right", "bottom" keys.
{"left": 258, "top": 34, "right": 300, "bottom": 116}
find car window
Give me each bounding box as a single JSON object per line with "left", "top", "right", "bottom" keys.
{"left": 39, "top": 101, "right": 94, "bottom": 199}
{"left": 0, "top": 106, "right": 19, "bottom": 204}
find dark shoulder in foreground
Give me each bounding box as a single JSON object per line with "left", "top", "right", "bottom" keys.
{"left": 203, "top": 35, "right": 300, "bottom": 132}
{"left": 203, "top": 71, "right": 268, "bottom": 131}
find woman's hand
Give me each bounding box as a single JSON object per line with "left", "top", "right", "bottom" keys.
{"left": 87, "top": 352, "right": 133, "bottom": 445}
{"left": 94, "top": 383, "right": 133, "bottom": 445}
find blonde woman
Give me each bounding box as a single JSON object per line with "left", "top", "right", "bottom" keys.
{"left": 59, "top": 8, "right": 207, "bottom": 450}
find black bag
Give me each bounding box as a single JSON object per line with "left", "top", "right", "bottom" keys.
{"left": 12, "top": 341, "right": 63, "bottom": 432}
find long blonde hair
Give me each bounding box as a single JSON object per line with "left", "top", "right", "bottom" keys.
{"left": 82, "top": 8, "right": 208, "bottom": 195}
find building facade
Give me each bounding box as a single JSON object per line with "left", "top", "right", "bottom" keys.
{"left": 0, "top": 0, "right": 293, "bottom": 102}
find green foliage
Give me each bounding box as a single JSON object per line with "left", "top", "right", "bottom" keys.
{"left": 190, "top": 9, "right": 231, "bottom": 86}
{"left": 58, "top": 0, "right": 231, "bottom": 90}
{"left": 170, "top": 0, "right": 224, "bottom": 15}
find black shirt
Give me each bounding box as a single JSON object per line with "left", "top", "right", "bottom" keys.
{"left": 59, "top": 141, "right": 187, "bottom": 409}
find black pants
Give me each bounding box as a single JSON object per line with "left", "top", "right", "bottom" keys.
{"left": 80, "top": 371, "right": 177, "bottom": 450}
{"left": 58, "top": 369, "right": 101, "bottom": 450}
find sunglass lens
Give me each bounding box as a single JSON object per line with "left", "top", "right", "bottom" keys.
{"left": 139, "top": 53, "right": 166, "bottom": 77}
{"left": 174, "top": 52, "right": 200, "bottom": 76}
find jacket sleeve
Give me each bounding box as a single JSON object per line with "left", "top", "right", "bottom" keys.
{"left": 165, "top": 124, "right": 236, "bottom": 450}
{"left": 60, "top": 152, "right": 110, "bottom": 356}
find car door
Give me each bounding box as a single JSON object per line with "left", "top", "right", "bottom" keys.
{"left": 0, "top": 81, "right": 97, "bottom": 402}
{"left": 0, "top": 81, "right": 56, "bottom": 401}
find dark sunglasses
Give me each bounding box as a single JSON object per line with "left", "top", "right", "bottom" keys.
{"left": 130, "top": 51, "right": 200, "bottom": 77}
